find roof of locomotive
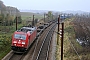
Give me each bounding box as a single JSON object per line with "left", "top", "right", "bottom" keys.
{"left": 14, "top": 31, "right": 27, "bottom": 35}
{"left": 21, "top": 27, "right": 36, "bottom": 30}
{"left": 15, "top": 27, "right": 37, "bottom": 33}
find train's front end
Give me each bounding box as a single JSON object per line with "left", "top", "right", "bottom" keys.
{"left": 11, "top": 31, "right": 28, "bottom": 52}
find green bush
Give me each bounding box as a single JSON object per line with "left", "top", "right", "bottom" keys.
{"left": 0, "top": 35, "right": 11, "bottom": 46}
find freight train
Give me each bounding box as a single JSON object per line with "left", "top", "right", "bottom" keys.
{"left": 11, "top": 26, "right": 37, "bottom": 52}
{"left": 11, "top": 20, "right": 55, "bottom": 52}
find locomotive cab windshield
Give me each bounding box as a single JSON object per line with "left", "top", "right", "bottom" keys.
{"left": 14, "top": 34, "right": 26, "bottom": 40}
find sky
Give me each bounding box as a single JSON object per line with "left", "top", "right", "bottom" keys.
{"left": 2, "top": 0, "right": 90, "bottom": 12}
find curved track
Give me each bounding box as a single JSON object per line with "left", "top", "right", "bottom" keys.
{"left": 35, "top": 23, "right": 56, "bottom": 60}
{"left": 23, "top": 22, "right": 57, "bottom": 60}
{"left": 4, "top": 21, "right": 57, "bottom": 60}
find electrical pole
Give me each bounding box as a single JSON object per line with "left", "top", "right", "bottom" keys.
{"left": 16, "top": 16, "right": 17, "bottom": 30}
{"left": 61, "top": 22, "right": 64, "bottom": 60}
{"left": 57, "top": 15, "right": 60, "bottom": 45}
{"left": 56, "top": 14, "right": 64, "bottom": 60}
{"left": 32, "top": 15, "right": 34, "bottom": 26}
{"left": 44, "top": 13, "right": 45, "bottom": 22}
{"left": 57, "top": 14, "right": 64, "bottom": 60}
{"left": 52, "top": 14, "right": 53, "bottom": 20}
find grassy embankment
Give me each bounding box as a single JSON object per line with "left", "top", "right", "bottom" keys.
{"left": 55, "top": 18, "right": 89, "bottom": 60}
{"left": 63, "top": 18, "right": 81, "bottom": 60}
{"left": 0, "top": 23, "right": 23, "bottom": 59}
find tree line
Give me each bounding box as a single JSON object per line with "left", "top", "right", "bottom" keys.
{"left": 0, "top": 13, "right": 22, "bottom": 26}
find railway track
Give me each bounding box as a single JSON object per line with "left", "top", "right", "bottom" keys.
{"left": 2, "top": 21, "right": 57, "bottom": 60}
{"left": 35, "top": 23, "right": 56, "bottom": 60}
{"left": 23, "top": 22, "right": 57, "bottom": 60}
{"left": 9, "top": 53, "right": 25, "bottom": 60}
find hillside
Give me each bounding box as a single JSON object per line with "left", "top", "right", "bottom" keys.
{"left": 0, "top": 0, "right": 21, "bottom": 26}
{"left": 6, "top": 6, "right": 20, "bottom": 17}
{"left": 0, "top": 0, "right": 20, "bottom": 17}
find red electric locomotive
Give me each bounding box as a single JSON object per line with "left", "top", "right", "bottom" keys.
{"left": 11, "top": 26, "right": 37, "bottom": 52}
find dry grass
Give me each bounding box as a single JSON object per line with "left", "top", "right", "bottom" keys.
{"left": 56, "top": 18, "right": 82, "bottom": 60}
{"left": 58, "top": 18, "right": 90, "bottom": 60}
{"left": 63, "top": 18, "right": 81, "bottom": 60}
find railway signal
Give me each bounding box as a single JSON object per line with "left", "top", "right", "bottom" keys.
{"left": 59, "top": 29, "right": 62, "bottom": 38}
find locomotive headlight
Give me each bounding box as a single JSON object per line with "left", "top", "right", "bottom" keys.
{"left": 22, "top": 45, "right": 24, "bottom": 47}
{"left": 13, "top": 41, "right": 17, "bottom": 43}
{"left": 22, "top": 42, "right": 25, "bottom": 44}
{"left": 14, "top": 44, "right": 16, "bottom": 46}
